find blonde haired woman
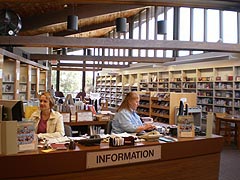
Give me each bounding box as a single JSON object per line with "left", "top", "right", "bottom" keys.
{"left": 29, "top": 92, "right": 64, "bottom": 139}
{"left": 111, "top": 92, "right": 155, "bottom": 134}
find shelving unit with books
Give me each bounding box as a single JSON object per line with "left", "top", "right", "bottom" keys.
{"left": 95, "top": 74, "right": 120, "bottom": 108}
{"left": 2, "top": 58, "right": 17, "bottom": 100}
{"left": 158, "top": 71, "right": 169, "bottom": 92}
{"left": 150, "top": 92, "right": 170, "bottom": 123}
{"left": 122, "top": 74, "right": 130, "bottom": 94}
{"left": 109, "top": 75, "right": 117, "bottom": 108}
{"left": 104, "top": 75, "right": 111, "bottom": 107}
{"left": 19, "top": 64, "right": 28, "bottom": 101}
{"left": 0, "top": 49, "right": 48, "bottom": 101}
{"left": 234, "top": 66, "right": 240, "bottom": 114}
{"left": 39, "top": 70, "right": 47, "bottom": 94}
{"left": 30, "top": 67, "right": 38, "bottom": 99}
{"left": 116, "top": 75, "right": 123, "bottom": 107}
{"left": 182, "top": 69, "right": 197, "bottom": 93}
{"left": 129, "top": 73, "right": 138, "bottom": 91}
{"left": 196, "top": 68, "right": 214, "bottom": 120}
{"left": 150, "top": 92, "right": 197, "bottom": 125}
{"left": 96, "top": 59, "right": 240, "bottom": 118}
{"left": 214, "top": 67, "right": 234, "bottom": 114}
{"left": 148, "top": 72, "right": 158, "bottom": 92}
{"left": 169, "top": 70, "right": 182, "bottom": 92}
{"left": 139, "top": 72, "right": 148, "bottom": 91}
{"left": 96, "top": 76, "right": 103, "bottom": 99}
{"left": 137, "top": 92, "right": 151, "bottom": 117}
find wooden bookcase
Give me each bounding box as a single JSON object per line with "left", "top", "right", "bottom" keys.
{"left": 136, "top": 91, "right": 197, "bottom": 125}
{"left": 0, "top": 50, "right": 48, "bottom": 101}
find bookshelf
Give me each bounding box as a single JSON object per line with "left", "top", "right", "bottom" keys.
{"left": 96, "top": 60, "right": 240, "bottom": 119}
{"left": 0, "top": 57, "right": 48, "bottom": 101}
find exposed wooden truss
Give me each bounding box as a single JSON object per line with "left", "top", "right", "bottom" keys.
{"left": 30, "top": 54, "right": 174, "bottom": 63}
{"left": 1, "top": 36, "right": 240, "bottom": 53}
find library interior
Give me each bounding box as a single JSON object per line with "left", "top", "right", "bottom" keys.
{"left": 0, "top": 1, "right": 240, "bottom": 180}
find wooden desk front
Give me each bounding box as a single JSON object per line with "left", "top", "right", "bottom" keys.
{"left": 0, "top": 135, "right": 223, "bottom": 180}
{"left": 215, "top": 113, "right": 240, "bottom": 149}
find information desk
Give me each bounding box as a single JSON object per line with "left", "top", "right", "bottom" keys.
{"left": 0, "top": 135, "right": 223, "bottom": 180}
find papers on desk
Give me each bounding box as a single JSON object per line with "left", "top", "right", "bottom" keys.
{"left": 46, "top": 136, "right": 70, "bottom": 144}
{"left": 99, "top": 111, "right": 115, "bottom": 115}
{"left": 68, "top": 136, "right": 87, "bottom": 141}
{"left": 111, "top": 132, "right": 137, "bottom": 138}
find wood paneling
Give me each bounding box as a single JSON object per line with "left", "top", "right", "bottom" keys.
{"left": 0, "top": 135, "right": 223, "bottom": 180}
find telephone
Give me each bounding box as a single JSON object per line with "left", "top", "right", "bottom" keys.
{"left": 137, "top": 130, "right": 162, "bottom": 141}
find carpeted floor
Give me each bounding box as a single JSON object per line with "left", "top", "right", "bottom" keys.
{"left": 219, "top": 144, "right": 240, "bottom": 180}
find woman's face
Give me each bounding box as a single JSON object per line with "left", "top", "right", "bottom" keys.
{"left": 128, "top": 95, "right": 140, "bottom": 111}
{"left": 39, "top": 95, "right": 50, "bottom": 111}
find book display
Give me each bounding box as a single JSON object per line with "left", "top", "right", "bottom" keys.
{"left": 177, "top": 115, "right": 195, "bottom": 137}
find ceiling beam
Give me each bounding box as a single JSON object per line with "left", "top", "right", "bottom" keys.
{"left": 53, "top": 63, "right": 129, "bottom": 68}
{"left": 30, "top": 54, "right": 174, "bottom": 63}
{"left": 1, "top": 36, "right": 240, "bottom": 53}
{"left": 52, "top": 67, "right": 102, "bottom": 71}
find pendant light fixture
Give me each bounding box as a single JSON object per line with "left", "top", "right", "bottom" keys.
{"left": 116, "top": 17, "right": 127, "bottom": 33}
{"left": 67, "top": 15, "right": 78, "bottom": 31}
{"left": 157, "top": 20, "right": 167, "bottom": 35}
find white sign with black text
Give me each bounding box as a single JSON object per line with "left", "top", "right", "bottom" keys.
{"left": 86, "top": 145, "right": 161, "bottom": 169}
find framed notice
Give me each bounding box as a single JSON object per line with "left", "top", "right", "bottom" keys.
{"left": 77, "top": 111, "right": 93, "bottom": 121}
{"left": 177, "top": 115, "right": 195, "bottom": 138}
{"left": 17, "top": 121, "right": 37, "bottom": 152}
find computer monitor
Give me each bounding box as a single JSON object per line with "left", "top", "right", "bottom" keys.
{"left": 0, "top": 100, "right": 24, "bottom": 121}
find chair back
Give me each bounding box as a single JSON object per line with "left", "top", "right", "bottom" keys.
{"left": 55, "top": 91, "right": 65, "bottom": 97}
{"left": 76, "top": 92, "right": 86, "bottom": 100}
{"left": 64, "top": 124, "right": 72, "bottom": 137}
{"left": 106, "top": 120, "right": 112, "bottom": 134}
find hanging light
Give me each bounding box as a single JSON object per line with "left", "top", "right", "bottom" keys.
{"left": 67, "top": 15, "right": 78, "bottom": 31}
{"left": 62, "top": 47, "right": 68, "bottom": 55}
{"left": 157, "top": 20, "right": 167, "bottom": 35}
{"left": 116, "top": 17, "right": 127, "bottom": 33}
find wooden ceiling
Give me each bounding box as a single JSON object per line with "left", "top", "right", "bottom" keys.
{"left": 0, "top": 0, "right": 240, "bottom": 70}
{"left": 1, "top": 0, "right": 239, "bottom": 37}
